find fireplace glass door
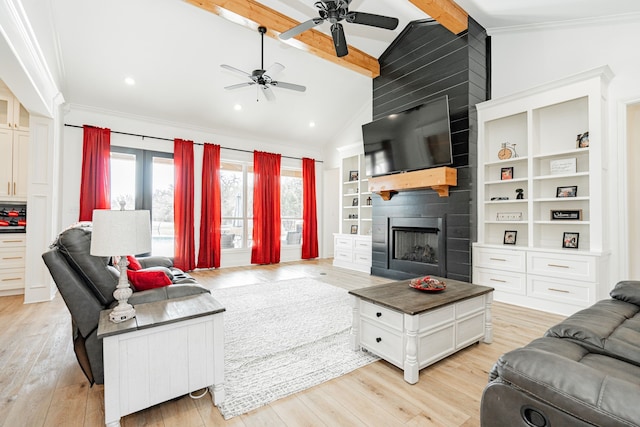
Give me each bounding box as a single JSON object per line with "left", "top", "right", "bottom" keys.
{"left": 393, "top": 228, "right": 439, "bottom": 265}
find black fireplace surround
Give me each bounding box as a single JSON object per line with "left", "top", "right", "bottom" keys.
{"left": 387, "top": 217, "right": 445, "bottom": 278}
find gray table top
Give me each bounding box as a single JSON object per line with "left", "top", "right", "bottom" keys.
{"left": 97, "top": 293, "right": 225, "bottom": 339}
{"left": 349, "top": 277, "right": 493, "bottom": 316}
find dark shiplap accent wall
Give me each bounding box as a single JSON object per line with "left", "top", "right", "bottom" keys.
{"left": 370, "top": 18, "right": 489, "bottom": 282}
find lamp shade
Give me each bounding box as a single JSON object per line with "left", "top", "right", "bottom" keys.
{"left": 90, "top": 209, "right": 152, "bottom": 256}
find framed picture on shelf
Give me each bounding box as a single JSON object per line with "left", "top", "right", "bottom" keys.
{"left": 550, "top": 158, "right": 576, "bottom": 175}
{"left": 349, "top": 170, "right": 359, "bottom": 181}
{"left": 556, "top": 185, "right": 578, "bottom": 198}
{"left": 352, "top": 198, "right": 358, "bottom": 206}
{"left": 496, "top": 212, "right": 523, "bottom": 221}
{"left": 350, "top": 225, "right": 358, "bottom": 234}
{"left": 551, "top": 210, "right": 582, "bottom": 220}
{"left": 562, "top": 232, "right": 579, "bottom": 249}
{"left": 576, "top": 131, "right": 589, "bottom": 148}
{"left": 503, "top": 230, "right": 517, "bottom": 245}
{"left": 501, "top": 167, "right": 513, "bottom": 180}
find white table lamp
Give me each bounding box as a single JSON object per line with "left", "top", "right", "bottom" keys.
{"left": 90, "top": 209, "right": 151, "bottom": 323}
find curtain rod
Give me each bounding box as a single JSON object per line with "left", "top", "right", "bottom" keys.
{"left": 63, "top": 124, "right": 323, "bottom": 163}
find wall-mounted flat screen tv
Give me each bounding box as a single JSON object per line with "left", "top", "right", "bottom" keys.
{"left": 362, "top": 95, "right": 452, "bottom": 177}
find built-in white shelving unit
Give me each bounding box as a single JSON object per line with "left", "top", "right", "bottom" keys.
{"left": 473, "top": 66, "right": 613, "bottom": 316}
{"left": 334, "top": 153, "right": 372, "bottom": 273}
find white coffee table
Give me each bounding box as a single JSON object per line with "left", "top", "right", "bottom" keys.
{"left": 349, "top": 278, "right": 493, "bottom": 384}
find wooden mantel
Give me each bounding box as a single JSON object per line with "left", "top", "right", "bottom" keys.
{"left": 368, "top": 167, "right": 457, "bottom": 200}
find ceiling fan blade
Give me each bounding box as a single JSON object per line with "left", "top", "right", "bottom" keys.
{"left": 330, "top": 23, "right": 348, "bottom": 57}
{"left": 279, "top": 17, "right": 324, "bottom": 40}
{"left": 261, "top": 85, "right": 276, "bottom": 101}
{"left": 346, "top": 12, "right": 399, "bottom": 30}
{"left": 220, "top": 64, "right": 253, "bottom": 79}
{"left": 265, "top": 62, "right": 285, "bottom": 79}
{"left": 224, "top": 82, "right": 256, "bottom": 90}
{"left": 271, "top": 81, "right": 306, "bottom": 92}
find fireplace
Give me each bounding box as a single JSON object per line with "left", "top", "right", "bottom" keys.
{"left": 382, "top": 217, "right": 446, "bottom": 279}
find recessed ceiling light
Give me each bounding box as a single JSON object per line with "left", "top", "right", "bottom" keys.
{"left": 309, "top": 121, "right": 316, "bottom": 128}
{"left": 234, "top": 104, "right": 242, "bottom": 111}
{"left": 124, "top": 77, "right": 135, "bottom": 86}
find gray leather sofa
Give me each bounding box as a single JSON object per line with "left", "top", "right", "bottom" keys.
{"left": 481, "top": 280, "right": 640, "bottom": 427}
{"left": 42, "top": 223, "right": 209, "bottom": 385}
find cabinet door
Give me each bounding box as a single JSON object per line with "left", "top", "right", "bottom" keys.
{"left": 13, "top": 131, "right": 29, "bottom": 200}
{"left": 13, "top": 102, "right": 29, "bottom": 131}
{"left": 0, "top": 129, "right": 13, "bottom": 198}
{"left": 0, "top": 92, "right": 13, "bottom": 130}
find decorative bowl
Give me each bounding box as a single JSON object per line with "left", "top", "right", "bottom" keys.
{"left": 409, "top": 276, "right": 446, "bottom": 292}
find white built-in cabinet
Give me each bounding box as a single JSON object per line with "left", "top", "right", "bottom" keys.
{"left": 0, "top": 82, "right": 29, "bottom": 201}
{"left": 0, "top": 234, "right": 26, "bottom": 295}
{"left": 473, "top": 66, "right": 613, "bottom": 316}
{"left": 333, "top": 153, "right": 372, "bottom": 273}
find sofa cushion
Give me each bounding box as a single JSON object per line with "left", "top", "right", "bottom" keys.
{"left": 610, "top": 280, "right": 640, "bottom": 305}
{"left": 545, "top": 299, "right": 640, "bottom": 367}
{"left": 126, "top": 255, "right": 143, "bottom": 271}
{"left": 127, "top": 269, "right": 172, "bottom": 291}
{"left": 54, "top": 224, "right": 118, "bottom": 305}
{"left": 139, "top": 266, "right": 174, "bottom": 281}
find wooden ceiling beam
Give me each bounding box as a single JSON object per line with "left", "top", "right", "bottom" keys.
{"left": 185, "top": 0, "right": 380, "bottom": 78}
{"left": 408, "top": 0, "right": 468, "bottom": 34}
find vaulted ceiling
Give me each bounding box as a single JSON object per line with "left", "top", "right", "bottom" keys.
{"left": 15, "top": 0, "right": 640, "bottom": 153}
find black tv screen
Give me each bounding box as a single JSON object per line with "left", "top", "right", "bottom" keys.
{"left": 362, "top": 95, "right": 452, "bottom": 177}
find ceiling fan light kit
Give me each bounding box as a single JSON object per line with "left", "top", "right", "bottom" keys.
{"left": 221, "top": 26, "right": 306, "bottom": 102}
{"left": 279, "top": 0, "right": 399, "bottom": 57}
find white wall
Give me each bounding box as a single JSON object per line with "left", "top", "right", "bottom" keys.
{"left": 62, "top": 105, "right": 325, "bottom": 267}
{"left": 489, "top": 16, "right": 640, "bottom": 283}
{"left": 627, "top": 103, "right": 640, "bottom": 280}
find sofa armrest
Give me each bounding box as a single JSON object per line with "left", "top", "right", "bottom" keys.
{"left": 610, "top": 280, "right": 640, "bottom": 305}
{"left": 128, "top": 283, "right": 209, "bottom": 305}
{"left": 492, "top": 337, "right": 640, "bottom": 426}
{"left": 137, "top": 255, "right": 174, "bottom": 269}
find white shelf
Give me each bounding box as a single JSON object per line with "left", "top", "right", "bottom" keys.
{"left": 533, "top": 148, "right": 589, "bottom": 160}
{"left": 533, "top": 197, "right": 589, "bottom": 202}
{"left": 485, "top": 178, "right": 528, "bottom": 185}
{"left": 534, "top": 220, "right": 590, "bottom": 225}
{"left": 484, "top": 157, "right": 529, "bottom": 167}
{"left": 534, "top": 172, "right": 589, "bottom": 181}
{"left": 485, "top": 199, "right": 528, "bottom": 204}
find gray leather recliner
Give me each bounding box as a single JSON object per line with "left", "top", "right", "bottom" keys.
{"left": 42, "top": 223, "right": 209, "bottom": 385}
{"left": 481, "top": 280, "right": 640, "bottom": 427}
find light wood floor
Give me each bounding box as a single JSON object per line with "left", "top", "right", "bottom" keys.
{"left": 0, "top": 259, "right": 565, "bottom": 427}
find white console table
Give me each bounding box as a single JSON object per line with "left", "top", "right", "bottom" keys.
{"left": 97, "top": 293, "right": 225, "bottom": 427}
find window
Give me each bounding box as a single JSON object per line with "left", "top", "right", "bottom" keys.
{"left": 220, "top": 162, "right": 251, "bottom": 249}
{"left": 219, "top": 161, "right": 303, "bottom": 248}
{"left": 110, "top": 147, "right": 174, "bottom": 256}
{"left": 281, "top": 170, "right": 302, "bottom": 245}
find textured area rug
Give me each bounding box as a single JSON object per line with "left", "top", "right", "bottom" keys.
{"left": 211, "top": 278, "right": 379, "bottom": 419}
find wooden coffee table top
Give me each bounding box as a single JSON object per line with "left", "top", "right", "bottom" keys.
{"left": 349, "top": 277, "right": 494, "bottom": 316}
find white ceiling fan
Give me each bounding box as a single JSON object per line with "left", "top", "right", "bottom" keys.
{"left": 221, "top": 26, "right": 306, "bottom": 102}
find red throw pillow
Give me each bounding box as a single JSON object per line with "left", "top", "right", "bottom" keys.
{"left": 126, "top": 255, "right": 143, "bottom": 271}
{"left": 127, "top": 270, "right": 171, "bottom": 291}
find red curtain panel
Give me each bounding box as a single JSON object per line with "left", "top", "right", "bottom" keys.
{"left": 251, "top": 151, "right": 281, "bottom": 265}
{"left": 79, "top": 125, "right": 111, "bottom": 221}
{"left": 197, "top": 143, "right": 222, "bottom": 269}
{"left": 174, "top": 138, "right": 196, "bottom": 271}
{"left": 302, "top": 157, "right": 319, "bottom": 259}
